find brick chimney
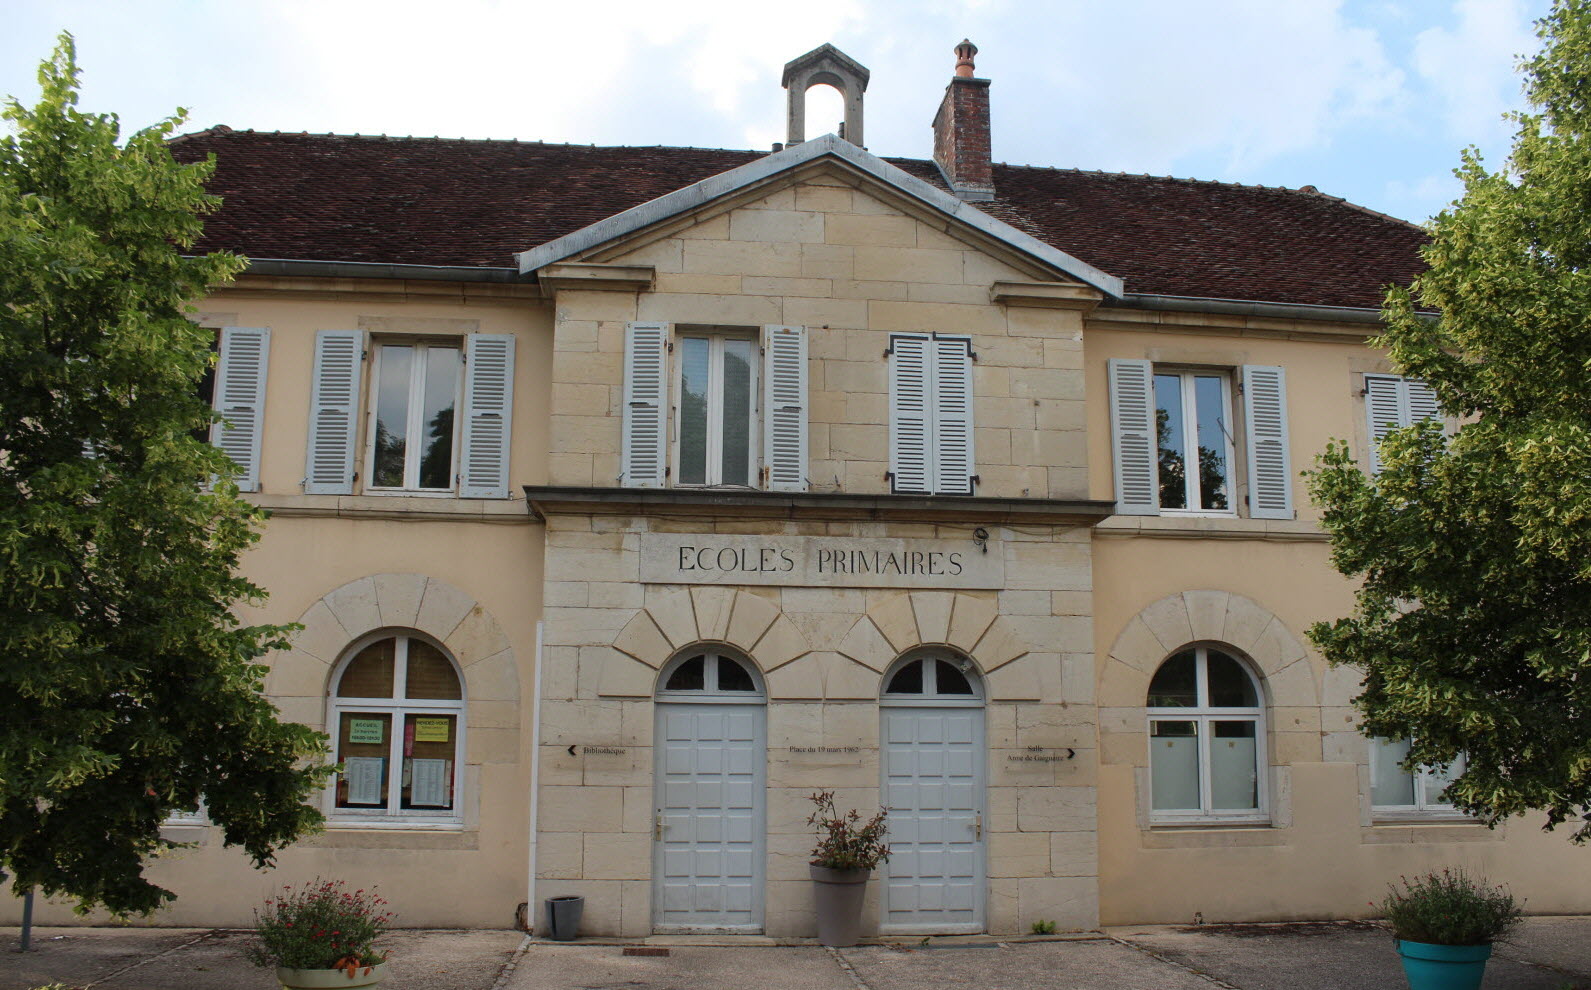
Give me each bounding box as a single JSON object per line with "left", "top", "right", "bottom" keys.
{"left": 932, "top": 40, "right": 994, "bottom": 201}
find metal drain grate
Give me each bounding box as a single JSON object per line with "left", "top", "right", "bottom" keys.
{"left": 623, "top": 947, "right": 672, "bottom": 957}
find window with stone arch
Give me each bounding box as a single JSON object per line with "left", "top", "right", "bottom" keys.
{"left": 881, "top": 649, "right": 983, "bottom": 705}
{"left": 327, "top": 631, "right": 467, "bottom": 823}
{"left": 1146, "top": 644, "right": 1267, "bottom": 822}
{"left": 656, "top": 649, "right": 766, "bottom": 702}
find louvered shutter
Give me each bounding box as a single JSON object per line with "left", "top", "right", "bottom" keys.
{"left": 1242, "top": 364, "right": 1293, "bottom": 519}
{"left": 622, "top": 322, "right": 669, "bottom": 488}
{"left": 459, "top": 333, "right": 515, "bottom": 498}
{"left": 762, "top": 324, "right": 807, "bottom": 492}
{"left": 211, "top": 326, "right": 270, "bottom": 492}
{"left": 304, "top": 330, "right": 364, "bottom": 494}
{"left": 1108, "top": 358, "right": 1158, "bottom": 515}
{"left": 1364, "top": 374, "right": 1403, "bottom": 474}
{"left": 932, "top": 335, "right": 976, "bottom": 495}
{"left": 1405, "top": 378, "right": 1442, "bottom": 427}
{"left": 889, "top": 333, "right": 931, "bottom": 494}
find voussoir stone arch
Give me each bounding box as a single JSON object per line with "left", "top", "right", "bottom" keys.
{"left": 1099, "top": 590, "right": 1317, "bottom": 712}
{"left": 266, "top": 574, "right": 518, "bottom": 728}
{"left": 838, "top": 591, "right": 1027, "bottom": 673}
{"left": 601, "top": 588, "right": 812, "bottom": 698}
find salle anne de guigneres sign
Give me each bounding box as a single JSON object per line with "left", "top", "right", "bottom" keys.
{"left": 638, "top": 534, "right": 1003, "bottom": 589}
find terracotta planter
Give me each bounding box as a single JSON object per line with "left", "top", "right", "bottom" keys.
{"left": 809, "top": 865, "right": 870, "bottom": 947}
{"left": 1396, "top": 940, "right": 1492, "bottom": 990}
{"left": 275, "top": 962, "right": 387, "bottom": 989}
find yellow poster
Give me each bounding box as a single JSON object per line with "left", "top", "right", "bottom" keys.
{"left": 414, "top": 717, "right": 451, "bottom": 743}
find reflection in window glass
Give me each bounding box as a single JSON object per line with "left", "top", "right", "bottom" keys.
{"left": 1146, "top": 645, "right": 1263, "bottom": 819}
{"left": 665, "top": 655, "right": 706, "bottom": 691}
{"left": 1155, "top": 369, "right": 1232, "bottom": 512}
{"left": 370, "top": 341, "right": 459, "bottom": 491}
{"left": 1372, "top": 736, "right": 1465, "bottom": 812}
{"left": 1193, "top": 375, "right": 1229, "bottom": 509}
{"left": 1154, "top": 373, "right": 1187, "bottom": 510}
{"left": 418, "top": 346, "right": 458, "bottom": 489}
{"left": 678, "top": 337, "right": 709, "bottom": 485}
{"left": 372, "top": 345, "right": 414, "bottom": 488}
{"left": 721, "top": 339, "right": 754, "bottom": 486}
{"left": 1148, "top": 650, "right": 1197, "bottom": 707}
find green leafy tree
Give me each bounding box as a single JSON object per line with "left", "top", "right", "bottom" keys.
{"left": 1309, "top": 2, "right": 1591, "bottom": 842}
{"left": 0, "top": 36, "right": 333, "bottom": 915}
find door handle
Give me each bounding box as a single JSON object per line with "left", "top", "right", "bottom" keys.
{"left": 973, "top": 814, "right": 983, "bottom": 840}
{"left": 654, "top": 810, "right": 665, "bottom": 840}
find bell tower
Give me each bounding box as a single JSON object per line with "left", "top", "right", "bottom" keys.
{"left": 781, "top": 44, "right": 870, "bottom": 148}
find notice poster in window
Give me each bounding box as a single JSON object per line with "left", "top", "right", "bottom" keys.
{"left": 348, "top": 719, "right": 385, "bottom": 745}
{"left": 343, "top": 756, "right": 386, "bottom": 805}
{"left": 409, "top": 758, "right": 450, "bottom": 807}
{"left": 413, "top": 717, "right": 451, "bottom": 743}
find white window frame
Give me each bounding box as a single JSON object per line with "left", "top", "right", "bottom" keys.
{"left": 671, "top": 327, "right": 761, "bottom": 488}
{"left": 363, "top": 337, "right": 465, "bottom": 495}
{"left": 1155, "top": 368, "right": 1237, "bottom": 517}
{"left": 880, "top": 651, "right": 984, "bottom": 708}
{"left": 1146, "top": 645, "right": 1268, "bottom": 824}
{"left": 326, "top": 631, "right": 467, "bottom": 827}
{"left": 656, "top": 650, "right": 767, "bottom": 704}
{"left": 1369, "top": 736, "right": 1469, "bottom": 819}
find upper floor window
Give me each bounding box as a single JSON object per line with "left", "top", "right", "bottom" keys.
{"left": 305, "top": 330, "right": 516, "bottom": 498}
{"left": 888, "top": 332, "right": 976, "bottom": 496}
{"left": 1109, "top": 360, "right": 1291, "bottom": 520}
{"left": 369, "top": 340, "right": 460, "bottom": 492}
{"left": 1364, "top": 374, "right": 1443, "bottom": 474}
{"left": 1371, "top": 736, "right": 1466, "bottom": 816}
{"left": 1147, "top": 645, "right": 1267, "bottom": 822}
{"left": 328, "top": 632, "right": 466, "bottom": 824}
{"left": 622, "top": 322, "right": 806, "bottom": 491}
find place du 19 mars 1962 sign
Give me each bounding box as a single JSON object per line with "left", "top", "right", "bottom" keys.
{"left": 638, "top": 534, "right": 1004, "bottom": 590}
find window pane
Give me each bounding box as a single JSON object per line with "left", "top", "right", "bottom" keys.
{"left": 886, "top": 660, "right": 924, "bottom": 694}
{"left": 405, "top": 640, "right": 462, "bottom": 699}
{"left": 372, "top": 345, "right": 413, "bottom": 487}
{"left": 665, "top": 655, "right": 706, "bottom": 691}
{"left": 1420, "top": 752, "right": 1466, "bottom": 808}
{"left": 417, "top": 345, "right": 457, "bottom": 489}
{"left": 401, "top": 713, "right": 456, "bottom": 810}
{"left": 1206, "top": 650, "right": 1258, "bottom": 707}
{"left": 716, "top": 656, "right": 755, "bottom": 692}
{"left": 1371, "top": 736, "right": 1416, "bottom": 807}
{"left": 1192, "top": 375, "right": 1229, "bottom": 510}
{"left": 336, "top": 711, "right": 392, "bottom": 808}
{"left": 1154, "top": 373, "right": 1188, "bottom": 509}
{"left": 1150, "top": 720, "right": 1200, "bottom": 811}
{"left": 678, "top": 337, "right": 709, "bottom": 485}
{"left": 338, "top": 639, "right": 395, "bottom": 698}
{"left": 720, "top": 338, "right": 755, "bottom": 486}
{"left": 935, "top": 660, "right": 974, "bottom": 695}
{"left": 1210, "top": 721, "right": 1259, "bottom": 810}
{"left": 1148, "top": 651, "right": 1197, "bottom": 707}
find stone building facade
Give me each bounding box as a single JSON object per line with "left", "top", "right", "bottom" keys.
{"left": 6, "top": 42, "right": 1588, "bottom": 935}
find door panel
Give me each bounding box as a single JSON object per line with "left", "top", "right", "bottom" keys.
{"left": 654, "top": 704, "right": 764, "bottom": 931}
{"left": 882, "top": 707, "right": 985, "bottom": 931}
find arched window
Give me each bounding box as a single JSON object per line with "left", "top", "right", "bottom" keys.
{"left": 881, "top": 652, "right": 983, "bottom": 704}
{"left": 656, "top": 650, "right": 764, "bottom": 701}
{"left": 328, "top": 632, "right": 466, "bottom": 822}
{"left": 1146, "top": 645, "right": 1265, "bottom": 821}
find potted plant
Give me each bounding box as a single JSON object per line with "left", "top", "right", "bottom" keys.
{"left": 806, "top": 790, "right": 890, "bottom": 947}
{"left": 1379, "top": 868, "right": 1522, "bottom": 990}
{"left": 248, "top": 879, "right": 395, "bottom": 988}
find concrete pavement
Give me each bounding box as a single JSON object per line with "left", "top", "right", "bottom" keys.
{"left": 3, "top": 919, "right": 1586, "bottom": 990}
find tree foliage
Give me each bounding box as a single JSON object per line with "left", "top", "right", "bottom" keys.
{"left": 0, "top": 35, "right": 332, "bottom": 915}
{"left": 1309, "top": 2, "right": 1591, "bottom": 841}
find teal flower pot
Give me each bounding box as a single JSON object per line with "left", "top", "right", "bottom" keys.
{"left": 1396, "top": 940, "right": 1492, "bottom": 990}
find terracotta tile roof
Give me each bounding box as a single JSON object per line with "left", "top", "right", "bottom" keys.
{"left": 170, "top": 127, "right": 1426, "bottom": 309}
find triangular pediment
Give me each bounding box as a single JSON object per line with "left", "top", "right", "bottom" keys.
{"left": 514, "top": 134, "right": 1123, "bottom": 298}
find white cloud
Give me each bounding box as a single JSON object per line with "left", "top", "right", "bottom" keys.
{"left": 1412, "top": 0, "right": 1536, "bottom": 145}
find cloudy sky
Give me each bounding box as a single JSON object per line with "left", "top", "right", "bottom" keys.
{"left": 2, "top": 0, "right": 1547, "bottom": 224}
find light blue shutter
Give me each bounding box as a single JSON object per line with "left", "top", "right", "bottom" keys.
{"left": 889, "top": 333, "right": 931, "bottom": 494}
{"left": 622, "top": 322, "right": 669, "bottom": 488}
{"left": 211, "top": 326, "right": 270, "bottom": 492}
{"left": 1364, "top": 374, "right": 1403, "bottom": 474}
{"left": 932, "top": 335, "right": 976, "bottom": 495}
{"left": 1108, "top": 358, "right": 1158, "bottom": 515}
{"left": 762, "top": 324, "right": 807, "bottom": 492}
{"left": 304, "top": 330, "right": 365, "bottom": 494}
{"left": 460, "top": 333, "right": 515, "bottom": 498}
{"left": 1242, "top": 364, "right": 1293, "bottom": 519}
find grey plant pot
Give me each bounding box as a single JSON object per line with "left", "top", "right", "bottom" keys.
{"left": 809, "top": 865, "right": 871, "bottom": 947}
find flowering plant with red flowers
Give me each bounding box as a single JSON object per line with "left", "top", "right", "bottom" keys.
{"left": 248, "top": 879, "right": 394, "bottom": 973}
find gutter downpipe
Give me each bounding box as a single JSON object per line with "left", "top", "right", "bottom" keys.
{"left": 526, "top": 619, "right": 545, "bottom": 934}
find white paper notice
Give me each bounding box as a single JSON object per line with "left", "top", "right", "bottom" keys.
{"left": 409, "top": 758, "right": 450, "bottom": 808}
{"left": 343, "top": 756, "right": 385, "bottom": 805}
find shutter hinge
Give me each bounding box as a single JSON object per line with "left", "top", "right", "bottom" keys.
{"left": 666, "top": 341, "right": 674, "bottom": 353}
{"left": 970, "top": 474, "right": 981, "bottom": 487}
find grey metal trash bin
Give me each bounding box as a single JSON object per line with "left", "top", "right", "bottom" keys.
{"left": 545, "top": 895, "right": 584, "bottom": 941}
